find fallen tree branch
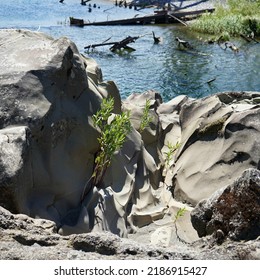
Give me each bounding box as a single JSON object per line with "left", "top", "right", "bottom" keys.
{"left": 240, "top": 33, "right": 259, "bottom": 43}
{"left": 84, "top": 40, "right": 119, "bottom": 50}
{"left": 84, "top": 34, "right": 149, "bottom": 52}
{"left": 207, "top": 77, "right": 216, "bottom": 84}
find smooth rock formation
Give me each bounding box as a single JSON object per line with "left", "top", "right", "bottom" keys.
{"left": 191, "top": 168, "right": 260, "bottom": 241}
{"left": 0, "top": 29, "right": 166, "bottom": 238}
{"left": 0, "top": 29, "right": 103, "bottom": 221}
{"left": 168, "top": 92, "right": 260, "bottom": 205}
{"left": 1, "top": 29, "right": 260, "bottom": 252}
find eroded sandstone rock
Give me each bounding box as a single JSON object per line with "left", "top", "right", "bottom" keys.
{"left": 0, "top": 29, "right": 165, "bottom": 237}
{"left": 169, "top": 92, "right": 260, "bottom": 205}
{"left": 1, "top": 29, "right": 260, "bottom": 244}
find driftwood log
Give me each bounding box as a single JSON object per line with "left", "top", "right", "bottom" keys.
{"left": 84, "top": 35, "right": 145, "bottom": 52}
{"left": 240, "top": 33, "right": 259, "bottom": 43}
{"left": 81, "top": 0, "right": 90, "bottom": 5}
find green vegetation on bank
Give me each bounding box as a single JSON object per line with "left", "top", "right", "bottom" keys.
{"left": 191, "top": 0, "right": 260, "bottom": 37}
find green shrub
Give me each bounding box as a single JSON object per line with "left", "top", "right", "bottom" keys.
{"left": 139, "top": 99, "right": 153, "bottom": 133}
{"left": 173, "top": 207, "right": 189, "bottom": 244}
{"left": 191, "top": 0, "right": 260, "bottom": 36}
{"left": 173, "top": 207, "right": 187, "bottom": 223}
{"left": 164, "top": 141, "right": 180, "bottom": 168}
{"left": 92, "top": 97, "right": 132, "bottom": 187}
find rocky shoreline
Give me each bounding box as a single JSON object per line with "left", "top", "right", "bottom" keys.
{"left": 0, "top": 29, "right": 259, "bottom": 259}
{"left": 1, "top": 205, "right": 259, "bottom": 260}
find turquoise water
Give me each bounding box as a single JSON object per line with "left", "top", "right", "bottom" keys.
{"left": 0, "top": 0, "right": 260, "bottom": 100}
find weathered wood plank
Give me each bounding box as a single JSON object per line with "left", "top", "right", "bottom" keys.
{"left": 69, "top": 8, "right": 215, "bottom": 27}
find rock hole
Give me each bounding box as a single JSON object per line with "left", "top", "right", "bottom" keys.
{"left": 124, "top": 248, "right": 138, "bottom": 255}
{"left": 67, "top": 67, "right": 72, "bottom": 78}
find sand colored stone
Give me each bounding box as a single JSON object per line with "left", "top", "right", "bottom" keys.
{"left": 1, "top": 29, "right": 260, "bottom": 244}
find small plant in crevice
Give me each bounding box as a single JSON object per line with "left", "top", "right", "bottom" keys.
{"left": 173, "top": 207, "right": 189, "bottom": 244}
{"left": 81, "top": 97, "right": 131, "bottom": 201}
{"left": 163, "top": 141, "right": 181, "bottom": 197}
{"left": 164, "top": 141, "right": 181, "bottom": 170}
{"left": 92, "top": 96, "right": 132, "bottom": 186}
{"left": 174, "top": 207, "right": 187, "bottom": 223}
{"left": 139, "top": 99, "right": 153, "bottom": 133}
{"left": 162, "top": 142, "right": 188, "bottom": 244}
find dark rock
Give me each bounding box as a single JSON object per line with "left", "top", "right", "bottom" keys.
{"left": 71, "top": 233, "right": 119, "bottom": 255}
{"left": 191, "top": 168, "right": 260, "bottom": 241}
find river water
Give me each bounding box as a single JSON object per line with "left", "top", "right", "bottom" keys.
{"left": 0, "top": 0, "right": 259, "bottom": 101}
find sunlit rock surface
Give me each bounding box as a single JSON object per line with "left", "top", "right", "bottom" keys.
{"left": 0, "top": 29, "right": 165, "bottom": 238}
{"left": 1, "top": 29, "right": 260, "bottom": 252}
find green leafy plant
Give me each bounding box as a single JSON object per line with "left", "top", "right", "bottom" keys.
{"left": 173, "top": 207, "right": 187, "bottom": 223}
{"left": 91, "top": 96, "right": 132, "bottom": 188}
{"left": 164, "top": 141, "right": 181, "bottom": 168}
{"left": 139, "top": 99, "right": 153, "bottom": 133}
{"left": 173, "top": 207, "right": 188, "bottom": 244}
{"left": 163, "top": 141, "right": 181, "bottom": 200}
{"left": 164, "top": 145, "right": 188, "bottom": 244}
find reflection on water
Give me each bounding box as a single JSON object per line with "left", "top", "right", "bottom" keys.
{"left": 161, "top": 29, "right": 214, "bottom": 99}
{"left": 0, "top": 0, "right": 259, "bottom": 101}
{"left": 158, "top": 27, "right": 260, "bottom": 100}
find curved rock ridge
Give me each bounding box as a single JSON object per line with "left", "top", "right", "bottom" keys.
{"left": 168, "top": 92, "right": 260, "bottom": 205}
{"left": 1, "top": 29, "right": 260, "bottom": 244}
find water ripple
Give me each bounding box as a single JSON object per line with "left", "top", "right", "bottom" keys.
{"left": 0, "top": 0, "right": 259, "bottom": 101}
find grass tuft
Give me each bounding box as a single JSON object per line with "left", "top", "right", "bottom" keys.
{"left": 191, "top": 0, "right": 260, "bottom": 37}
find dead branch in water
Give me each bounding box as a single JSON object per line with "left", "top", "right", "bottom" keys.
{"left": 84, "top": 33, "right": 149, "bottom": 52}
